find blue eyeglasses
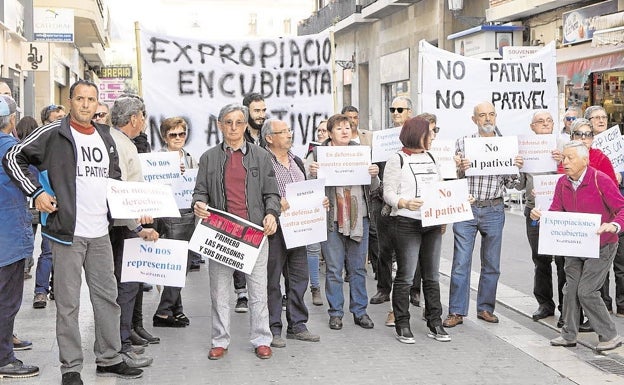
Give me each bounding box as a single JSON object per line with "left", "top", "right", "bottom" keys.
{"left": 564, "top": 116, "right": 577, "bottom": 122}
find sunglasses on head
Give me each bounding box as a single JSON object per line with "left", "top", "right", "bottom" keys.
{"left": 167, "top": 131, "right": 187, "bottom": 139}
{"left": 389, "top": 107, "right": 408, "bottom": 113}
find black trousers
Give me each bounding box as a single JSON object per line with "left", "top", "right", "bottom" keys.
{"left": 110, "top": 226, "right": 141, "bottom": 352}
{"left": 267, "top": 226, "right": 309, "bottom": 335}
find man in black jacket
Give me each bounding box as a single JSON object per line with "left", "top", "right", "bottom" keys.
{"left": 3, "top": 80, "right": 143, "bottom": 385}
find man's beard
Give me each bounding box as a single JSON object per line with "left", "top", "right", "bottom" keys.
{"left": 248, "top": 118, "right": 263, "bottom": 131}
{"left": 481, "top": 124, "right": 495, "bottom": 133}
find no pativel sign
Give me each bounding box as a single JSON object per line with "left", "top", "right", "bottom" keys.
{"left": 418, "top": 40, "right": 558, "bottom": 141}
{"left": 188, "top": 207, "right": 266, "bottom": 274}
{"left": 140, "top": 26, "right": 333, "bottom": 160}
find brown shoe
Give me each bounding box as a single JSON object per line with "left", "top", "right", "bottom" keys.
{"left": 208, "top": 347, "right": 227, "bottom": 360}
{"left": 255, "top": 345, "right": 272, "bottom": 359}
{"left": 477, "top": 310, "right": 499, "bottom": 323}
{"left": 442, "top": 313, "right": 463, "bottom": 328}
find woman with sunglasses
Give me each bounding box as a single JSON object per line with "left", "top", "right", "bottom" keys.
{"left": 152, "top": 117, "right": 199, "bottom": 328}
{"left": 558, "top": 118, "right": 617, "bottom": 186}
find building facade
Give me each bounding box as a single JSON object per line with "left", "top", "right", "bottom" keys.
{"left": 0, "top": 0, "right": 109, "bottom": 122}
{"left": 299, "top": 0, "right": 624, "bottom": 130}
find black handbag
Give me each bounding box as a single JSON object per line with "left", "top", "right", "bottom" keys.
{"left": 157, "top": 209, "right": 196, "bottom": 241}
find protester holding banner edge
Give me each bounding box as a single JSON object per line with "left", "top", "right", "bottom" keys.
{"left": 192, "top": 103, "right": 280, "bottom": 361}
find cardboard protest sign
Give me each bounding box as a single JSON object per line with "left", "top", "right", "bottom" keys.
{"left": 107, "top": 179, "right": 180, "bottom": 218}
{"left": 281, "top": 179, "right": 327, "bottom": 249}
{"left": 420, "top": 179, "right": 473, "bottom": 227}
{"left": 140, "top": 27, "right": 332, "bottom": 160}
{"left": 538, "top": 211, "right": 600, "bottom": 258}
{"left": 592, "top": 125, "right": 624, "bottom": 172}
{"left": 121, "top": 238, "right": 188, "bottom": 287}
{"left": 429, "top": 139, "right": 457, "bottom": 179}
{"left": 171, "top": 168, "right": 198, "bottom": 209}
{"left": 371, "top": 127, "right": 401, "bottom": 163}
{"left": 138, "top": 152, "right": 181, "bottom": 184}
{"left": 188, "top": 207, "right": 266, "bottom": 274}
{"left": 532, "top": 174, "right": 561, "bottom": 210}
{"left": 518, "top": 134, "right": 557, "bottom": 173}
{"left": 317, "top": 146, "right": 371, "bottom": 186}
{"left": 464, "top": 136, "right": 519, "bottom": 176}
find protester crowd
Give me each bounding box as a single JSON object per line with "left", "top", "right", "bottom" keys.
{"left": 2, "top": 79, "right": 624, "bottom": 384}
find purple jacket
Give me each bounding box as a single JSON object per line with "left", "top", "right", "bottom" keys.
{"left": 550, "top": 166, "right": 624, "bottom": 247}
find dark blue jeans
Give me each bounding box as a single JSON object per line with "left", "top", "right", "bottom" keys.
{"left": 389, "top": 216, "right": 442, "bottom": 329}
{"left": 34, "top": 224, "right": 53, "bottom": 294}
{"left": 0, "top": 259, "right": 25, "bottom": 366}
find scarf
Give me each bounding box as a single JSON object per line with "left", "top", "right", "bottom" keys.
{"left": 335, "top": 185, "right": 365, "bottom": 242}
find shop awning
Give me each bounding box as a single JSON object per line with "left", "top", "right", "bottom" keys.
{"left": 557, "top": 48, "right": 624, "bottom": 87}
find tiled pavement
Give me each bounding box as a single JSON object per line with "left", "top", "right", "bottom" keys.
{"left": 8, "top": 217, "right": 624, "bottom": 385}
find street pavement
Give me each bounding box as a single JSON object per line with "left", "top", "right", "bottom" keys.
{"left": 8, "top": 208, "right": 624, "bottom": 384}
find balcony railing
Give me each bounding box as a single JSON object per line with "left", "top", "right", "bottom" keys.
{"left": 298, "top": 0, "right": 357, "bottom": 35}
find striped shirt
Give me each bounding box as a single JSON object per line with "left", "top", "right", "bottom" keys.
{"left": 267, "top": 149, "right": 305, "bottom": 197}
{"left": 456, "top": 133, "right": 518, "bottom": 201}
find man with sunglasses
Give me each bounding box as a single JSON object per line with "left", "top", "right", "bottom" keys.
{"left": 370, "top": 97, "right": 414, "bottom": 328}
{"left": 389, "top": 97, "right": 411, "bottom": 128}
{"left": 94, "top": 102, "right": 110, "bottom": 125}
{"left": 562, "top": 107, "right": 580, "bottom": 136}
{"left": 40, "top": 104, "right": 66, "bottom": 125}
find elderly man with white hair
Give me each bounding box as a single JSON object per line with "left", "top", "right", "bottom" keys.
{"left": 531, "top": 140, "right": 624, "bottom": 351}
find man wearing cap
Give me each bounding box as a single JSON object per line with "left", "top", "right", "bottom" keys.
{"left": 3, "top": 80, "right": 143, "bottom": 384}
{"left": 0, "top": 94, "right": 39, "bottom": 378}
{"left": 40, "top": 104, "right": 66, "bottom": 125}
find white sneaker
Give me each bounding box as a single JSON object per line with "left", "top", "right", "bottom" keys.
{"left": 596, "top": 335, "right": 623, "bottom": 352}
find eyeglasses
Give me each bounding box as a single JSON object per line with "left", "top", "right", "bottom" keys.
{"left": 564, "top": 116, "right": 577, "bottom": 122}
{"left": 589, "top": 115, "right": 608, "bottom": 121}
{"left": 167, "top": 131, "right": 187, "bottom": 139}
{"left": 317, "top": 129, "right": 327, "bottom": 133}
{"left": 571, "top": 131, "right": 594, "bottom": 139}
{"left": 432, "top": 126, "right": 440, "bottom": 133}
{"left": 93, "top": 112, "right": 107, "bottom": 119}
{"left": 271, "top": 129, "right": 293, "bottom": 135}
{"left": 389, "top": 107, "right": 408, "bottom": 114}
{"left": 532, "top": 118, "right": 553, "bottom": 125}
